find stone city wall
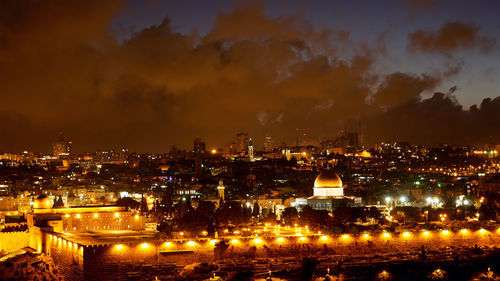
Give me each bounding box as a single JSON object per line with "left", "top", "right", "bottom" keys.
{"left": 0, "top": 231, "right": 29, "bottom": 254}
{"left": 46, "top": 233, "right": 84, "bottom": 281}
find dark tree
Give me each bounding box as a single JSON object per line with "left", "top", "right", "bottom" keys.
{"left": 140, "top": 194, "right": 149, "bottom": 214}
{"left": 281, "top": 207, "right": 299, "bottom": 225}
{"left": 299, "top": 205, "right": 317, "bottom": 226}
{"left": 53, "top": 195, "right": 64, "bottom": 207}
{"left": 252, "top": 202, "right": 260, "bottom": 218}
{"left": 116, "top": 197, "right": 140, "bottom": 210}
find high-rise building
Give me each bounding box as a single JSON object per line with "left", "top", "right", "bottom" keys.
{"left": 236, "top": 132, "right": 249, "bottom": 154}
{"left": 52, "top": 135, "right": 71, "bottom": 159}
{"left": 248, "top": 138, "right": 255, "bottom": 162}
{"left": 264, "top": 134, "right": 274, "bottom": 151}
{"left": 193, "top": 137, "right": 206, "bottom": 154}
{"left": 345, "top": 120, "right": 363, "bottom": 148}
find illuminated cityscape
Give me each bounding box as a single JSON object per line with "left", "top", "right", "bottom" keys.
{"left": 1, "top": 1, "right": 500, "bottom": 281}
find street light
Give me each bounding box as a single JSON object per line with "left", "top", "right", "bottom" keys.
{"left": 385, "top": 196, "right": 392, "bottom": 207}
{"left": 400, "top": 196, "right": 407, "bottom": 205}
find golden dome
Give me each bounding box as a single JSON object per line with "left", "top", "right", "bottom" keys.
{"left": 314, "top": 170, "right": 342, "bottom": 188}
{"left": 33, "top": 195, "right": 53, "bottom": 209}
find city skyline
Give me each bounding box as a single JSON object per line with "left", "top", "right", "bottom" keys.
{"left": 0, "top": 0, "right": 499, "bottom": 152}
{"left": 1, "top": 2, "right": 500, "bottom": 280}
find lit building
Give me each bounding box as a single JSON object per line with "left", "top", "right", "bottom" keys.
{"left": 27, "top": 195, "right": 145, "bottom": 233}
{"left": 193, "top": 137, "right": 206, "bottom": 154}
{"left": 236, "top": 132, "right": 249, "bottom": 155}
{"left": 52, "top": 136, "right": 71, "bottom": 159}
{"left": 264, "top": 134, "right": 274, "bottom": 151}
{"left": 217, "top": 179, "right": 225, "bottom": 201}
{"left": 295, "top": 170, "right": 362, "bottom": 211}
{"left": 248, "top": 138, "right": 255, "bottom": 162}
{"left": 0, "top": 196, "right": 16, "bottom": 211}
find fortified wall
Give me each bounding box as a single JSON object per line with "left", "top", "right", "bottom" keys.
{"left": 0, "top": 231, "right": 29, "bottom": 254}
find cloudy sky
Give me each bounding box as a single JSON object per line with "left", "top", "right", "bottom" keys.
{"left": 0, "top": 0, "right": 499, "bottom": 153}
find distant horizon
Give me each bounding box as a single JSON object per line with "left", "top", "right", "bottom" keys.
{"left": 1, "top": 136, "right": 498, "bottom": 155}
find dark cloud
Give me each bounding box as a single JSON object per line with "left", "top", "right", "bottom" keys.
{"left": 408, "top": 21, "right": 496, "bottom": 56}
{"left": 373, "top": 72, "right": 441, "bottom": 107}
{"left": 365, "top": 93, "right": 500, "bottom": 145}
{"left": 0, "top": 1, "right": 498, "bottom": 152}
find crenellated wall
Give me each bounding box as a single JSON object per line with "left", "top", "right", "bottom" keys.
{"left": 0, "top": 231, "right": 29, "bottom": 253}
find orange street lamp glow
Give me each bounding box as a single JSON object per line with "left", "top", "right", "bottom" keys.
{"left": 187, "top": 241, "right": 196, "bottom": 246}
{"left": 299, "top": 236, "right": 307, "bottom": 242}
{"left": 363, "top": 234, "right": 370, "bottom": 239}
{"left": 114, "top": 212, "right": 120, "bottom": 218}
{"left": 442, "top": 230, "right": 449, "bottom": 235}
{"left": 254, "top": 238, "right": 263, "bottom": 244}
{"left": 230, "top": 239, "right": 239, "bottom": 244}
{"left": 135, "top": 214, "right": 139, "bottom": 219}
{"left": 423, "top": 231, "right": 430, "bottom": 237}
{"left": 76, "top": 214, "right": 81, "bottom": 219}
{"left": 402, "top": 232, "right": 410, "bottom": 238}
{"left": 320, "top": 235, "right": 328, "bottom": 241}
{"left": 461, "top": 229, "right": 468, "bottom": 234}
{"left": 94, "top": 213, "right": 98, "bottom": 218}
{"left": 341, "top": 234, "right": 349, "bottom": 239}
{"left": 141, "top": 243, "right": 149, "bottom": 249}
{"left": 210, "top": 240, "right": 218, "bottom": 245}
{"left": 165, "top": 242, "right": 172, "bottom": 247}
{"left": 479, "top": 228, "right": 487, "bottom": 234}
{"left": 383, "top": 233, "right": 390, "bottom": 238}
{"left": 277, "top": 237, "right": 285, "bottom": 243}
{"left": 115, "top": 244, "right": 123, "bottom": 250}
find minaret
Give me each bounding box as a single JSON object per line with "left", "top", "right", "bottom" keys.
{"left": 217, "top": 179, "right": 225, "bottom": 201}
{"left": 248, "top": 138, "right": 255, "bottom": 162}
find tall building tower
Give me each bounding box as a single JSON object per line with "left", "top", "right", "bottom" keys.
{"left": 248, "top": 138, "right": 255, "bottom": 162}
{"left": 52, "top": 135, "right": 71, "bottom": 159}
{"left": 236, "top": 132, "right": 249, "bottom": 154}
{"left": 264, "top": 134, "right": 274, "bottom": 151}
{"left": 193, "top": 137, "right": 206, "bottom": 154}
{"left": 217, "top": 179, "right": 225, "bottom": 201}
{"left": 345, "top": 120, "right": 363, "bottom": 148}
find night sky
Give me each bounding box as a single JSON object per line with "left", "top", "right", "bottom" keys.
{"left": 0, "top": 0, "right": 499, "bottom": 153}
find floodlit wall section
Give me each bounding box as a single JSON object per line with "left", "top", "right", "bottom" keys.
{"left": 0, "top": 231, "right": 29, "bottom": 253}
